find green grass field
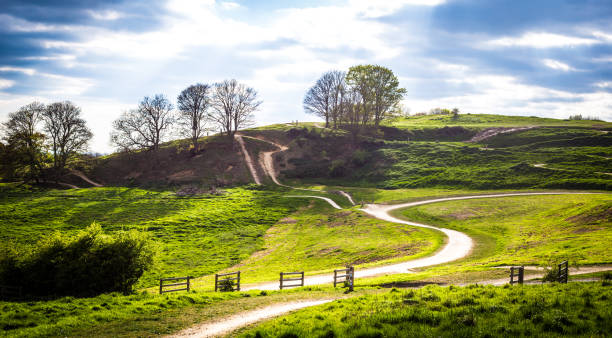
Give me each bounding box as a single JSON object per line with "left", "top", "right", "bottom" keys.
{"left": 220, "top": 201, "right": 443, "bottom": 284}
{"left": 239, "top": 282, "right": 612, "bottom": 337}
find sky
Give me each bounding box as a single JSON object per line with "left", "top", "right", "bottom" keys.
{"left": 0, "top": 0, "right": 611, "bottom": 153}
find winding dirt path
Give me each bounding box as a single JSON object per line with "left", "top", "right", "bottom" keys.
{"left": 171, "top": 299, "right": 334, "bottom": 338}
{"left": 235, "top": 134, "right": 262, "bottom": 185}
{"left": 70, "top": 170, "right": 103, "bottom": 187}
{"left": 469, "top": 126, "right": 534, "bottom": 143}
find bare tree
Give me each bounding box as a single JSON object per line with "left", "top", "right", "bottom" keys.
{"left": 210, "top": 79, "right": 261, "bottom": 139}
{"left": 1, "top": 102, "right": 46, "bottom": 182}
{"left": 42, "top": 101, "right": 92, "bottom": 175}
{"left": 111, "top": 94, "right": 174, "bottom": 151}
{"left": 177, "top": 83, "right": 210, "bottom": 153}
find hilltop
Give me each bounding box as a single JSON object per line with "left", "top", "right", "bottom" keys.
{"left": 74, "top": 113, "right": 612, "bottom": 191}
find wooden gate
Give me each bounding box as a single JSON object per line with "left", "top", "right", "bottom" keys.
{"left": 509, "top": 266, "right": 524, "bottom": 285}
{"left": 215, "top": 271, "right": 241, "bottom": 292}
{"left": 159, "top": 276, "right": 191, "bottom": 294}
{"left": 333, "top": 266, "right": 354, "bottom": 291}
{"left": 280, "top": 272, "right": 304, "bottom": 289}
{"left": 558, "top": 261, "right": 568, "bottom": 283}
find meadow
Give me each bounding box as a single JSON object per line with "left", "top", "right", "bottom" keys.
{"left": 239, "top": 282, "right": 612, "bottom": 337}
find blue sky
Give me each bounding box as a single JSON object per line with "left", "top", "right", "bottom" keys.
{"left": 0, "top": 0, "right": 611, "bottom": 153}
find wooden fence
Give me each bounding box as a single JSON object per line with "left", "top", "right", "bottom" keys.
{"left": 215, "top": 271, "right": 241, "bottom": 292}
{"left": 159, "top": 276, "right": 192, "bottom": 294}
{"left": 558, "top": 261, "right": 569, "bottom": 283}
{"left": 0, "top": 285, "right": 22, "bottom": 300}
{"left": 509, "top": 266, "right": 524, "bottom": 285}
{"left": 333, "top": 266, "right": 354, "bottom": 291}
{"left": 280, "top": 272, "right": 304, "bottom": 289}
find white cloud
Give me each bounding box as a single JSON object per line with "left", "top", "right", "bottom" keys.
{"left": 0, "top": 66, "right": 36, "bottom": 75}
{"left": 488, "top": 32, "right": 599, "bottom": 48}
{"left": 0, "top": 79, "right": 15, "bottom": 89}
{"left": 0, "top": 14, "right": 83, "bottom": 33}
{"left": 542, "top": 59, "right": 574, "bottom": 71}
{"left": 220, "top": 1, "right": 242, "bottom": 10}
{"left": 88, "top": 10, "right": 123, "bottom": 21}
{"left": 595, "top": 81, "right": 612, "bottom": 88}
{"left": 349, "top": 0, "right": 446, "bottom": 18}
{"left": 592, "top": 30, "right": 612, "bottom": 42}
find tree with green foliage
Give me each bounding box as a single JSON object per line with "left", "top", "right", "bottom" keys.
{"left": 42, "top": 101, "right": 92, "bottom": 177}
{"left": 177, "top": 83, "right": 211, "bottom": 153}
{"left": 345, "top": 64, "right": 406, "bottom": 126}
{"left": 0, "top": 102, "right": 47, "bottom": 182}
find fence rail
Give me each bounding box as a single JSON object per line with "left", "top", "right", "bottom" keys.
{"left": 509, "top": 266, "right": 524, "bottom": 285}
{"left": 558, "top": 261, "right": 569, "bottom": 283}
{"left": 215, "top": 271, "right": 241, "bottom": 292}
{"left": 280, "top": 272, "right": 304, "bottom": 289}
{"left": 159, "top": 276, "right": 191, "bottom": 294}
{"left": 334, "top": 266, "right": 354, "bottom": 291}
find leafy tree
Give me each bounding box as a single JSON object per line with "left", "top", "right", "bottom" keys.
{"left": 0, "top": 102, "right": 47, "bottom": 182}
{"left": 42, "top": 101, "right": 92, "bottom": 176}
{"left": 177, "top": 83, "right": 211, "bottom": 153}
{"left": 346, "top": 65, "right": 406, "bottom": 126}
{"left": 210, "top": 79, "right": 261, "bottom": 139}
{"left": 111, "top": 94, "right": 174, "bottom": 151}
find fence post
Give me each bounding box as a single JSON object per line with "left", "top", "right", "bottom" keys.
{"left": 187, "top": 277, "right": 191, "bottom": 292}
{"left": 237, "top": 271, "right": 241, "bottom": 291}
{"left": 518, "top": 266, "right": 524, "bottom": 284}
{"left": 349, "top": 266, "right": 354, "bottom": 292}
{"left": 280, "top": 272, "right": 283, "bottom": 290}
{"left": 558, "top": 261, "right": 568, "bottom": 283}
{"left": 301, "top": 272, "right": 304, "bottom": 287}
{"left": 215, "top": 274, "right": 218, "bottom": 292}
{"left": 334, "top": 270, "right": 337, "bottom": 287}
{"left": 159, "top": 279, "right": 163, "bottom": 295}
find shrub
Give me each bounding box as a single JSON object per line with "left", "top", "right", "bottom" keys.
{"left": 329, "top": 159, "right": 346, "bottom": 177}
{"left": 0, "top": 223, "right": 156, "bottom": 298}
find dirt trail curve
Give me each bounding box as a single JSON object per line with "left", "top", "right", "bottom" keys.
{"left": 170, "top": 299, "right": 334, "bottom": 338}
{"left": 172, "top": 265, "right": 612, "bottom": 338}
{"left": 241, "top": 192, "right": 599, "bottom": 291}
{"left": 235, "top": 134, "right": 262, "bottom": 185}
{"left": 70, "top": 169, "right": 103, "bottom": 187}
{"left": 469, "top": 126, "right": 534, "bottom": 143}
{"left": 236, "top": 134, "right": 352, "bottom": 208}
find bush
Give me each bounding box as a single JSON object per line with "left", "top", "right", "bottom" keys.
{"left": 0, "top": 223, "right": 156, "bottom": 298}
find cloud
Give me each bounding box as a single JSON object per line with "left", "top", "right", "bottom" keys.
{"left": 0, "top": 79, "right": 15, "bottom": 89}
{"left": 0, "top": 66, "right": 36, "bottom": 76}
{"left": 542, "top": 59, "right": 574, "bottom": 71}
{"left": 595, "top": 81, "right": 612, "bottom": 88}
{"left": 349, "top": 0, "right": 446, "bottom": 18}
{"left": 488, "top": 32, "right": 600, "bottom": 48}
{"left": 219, "top": 2, "right": 242, "bottom": 10}
{"left": 87, "top": 10, "right": 123, "bottom": 21}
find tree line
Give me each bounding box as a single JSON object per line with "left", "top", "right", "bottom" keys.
{"left": 0, "top": 79, "right": 260, "bottom": 184}
{"left": 303, "top": 64, "right": 406, "bottom": 131}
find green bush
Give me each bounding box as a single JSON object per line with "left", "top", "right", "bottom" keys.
{"left": 0, "top": 223, "right": 156, "bottom": 298}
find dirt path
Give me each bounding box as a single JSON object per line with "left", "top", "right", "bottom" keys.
{"left": 235, "top": 135, "right": 262, "bottom": 185}
{"left": 173, "top": 265, "right": 612, "bottom": 337}
{"left": 239, "top": 134, "right": 355, "bottom": 207}
{"left": 170, "top": 299, "right": 334, "bottom": 338}
{"left": 533, "top": 163, "right": 612, "bottom": 176}
{"left": 57, "top": 182, "right": 80, "bottom": 189}
{"left": 241, "top": 192, "right": 599, "bottom": 291}
{"left": 469, "top": 126, "right": 534, "bottom": 143}
{"left": 285, "top": 195, "right": 342, "bottom": 209}
{"left": 70, "top": 169, "right": 103, "bottom": 187}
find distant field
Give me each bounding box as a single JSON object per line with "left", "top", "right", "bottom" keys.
{"left": 396, "top": 194, "right": 612, "bottom": 267}
{"left": 387, "top": 113, "right": 612, "bottom": 129}
{"left": 240, "top": 282, "right": 612, "bottom": 337}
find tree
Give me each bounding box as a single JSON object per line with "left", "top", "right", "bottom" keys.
{"left": 42, "top": 101, "right": 92, "bottom": 176}
{"left": 346, "top": 65, "right": 406, "bottom": 126}
{"left": 0, "top": 102, "right": 47, "bottom": 182}
{"left": 111, "top": 94, "right": 174, "bottom": 151}
{"left": 210, "top": 79, "right": 261, "bottom": 139}
{"left": 177, "top": 84, "right": 210, "bottom": 153}
{"left": 304, "top": 71, "right": 346, "bottom": 128}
